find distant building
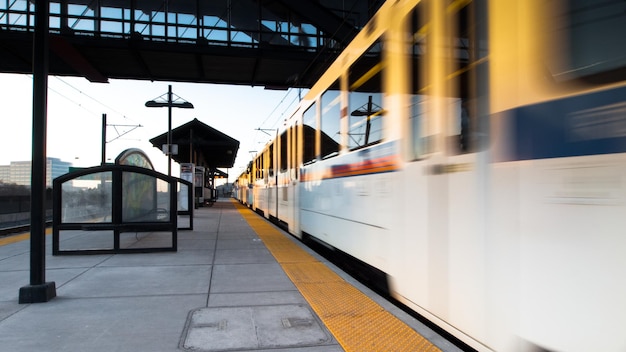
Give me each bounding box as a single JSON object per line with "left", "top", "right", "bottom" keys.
{"left": 0, "top": 165, "right": 9, "bottom": 183}
{"left": 0, "top": 158, "right": 72, "bottom": 187}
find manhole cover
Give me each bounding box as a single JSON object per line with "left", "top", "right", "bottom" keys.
{"left": 181, "top": 304, "right": 331, "bottom": 351}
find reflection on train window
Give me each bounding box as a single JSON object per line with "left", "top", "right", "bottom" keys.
{"left": 409, "top": 4, "right": 427, "bottom": 160}
{"left": 349, "top": 39, "right": 384, "bottom": 150}
{"left": 410, "top": 95, "right": 427, "bottom": 159}
{"left": 321, "top": 80, "right": 341, "bottom": 159}
{"left": 302, "top": 103, "right": 317, "bottom": 164}
{"left": 449, "top": 2, "right": 475, "bottom": 154}
{"left": 548, "top": 0, "right": 626, "bottom": 83}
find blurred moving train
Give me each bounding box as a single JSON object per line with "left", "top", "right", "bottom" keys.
{"left": 234, "top": 1, "right": 626, "bottom": 351}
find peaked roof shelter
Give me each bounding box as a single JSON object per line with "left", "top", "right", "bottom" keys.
{"left": 149, "top": 118, "right": 240, "bottom": 170}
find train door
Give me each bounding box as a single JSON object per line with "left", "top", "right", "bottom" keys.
{"left": 435, "top": 1, "right": 489, "bottom": 342}
{"left": 245, "top": 161, "right": 253, "bottom": 207}
{"left": 393, "top": 1, "right": 491, "bottom": 348}
{"left": 390, "top": 0, "right": 434, "bottom": 321}
{"left": 253, "top": 152, "right": 265, "bottom": 214}
{"left": 276, "top": 129, "right": 290, "bottom": 228}
{"left": 275, "top": 124, "right": 298, "bottom": 233}
{"left": 289, "top": 121, "right": 300, "bottom": 236}
{"left": 266, "top": 141, "right": 276, "bottom": 220}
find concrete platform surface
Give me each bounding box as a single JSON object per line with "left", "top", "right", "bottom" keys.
{"left": 0, "top": 199, "right": 460, "bottom": 352}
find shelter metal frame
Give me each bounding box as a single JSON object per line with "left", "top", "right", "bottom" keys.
{"left": 52, "top": 164, "right": 180, "bottom": 255}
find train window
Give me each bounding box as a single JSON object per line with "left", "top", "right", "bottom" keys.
{"left": 268, "top": 143, "right": 274, "bottom": 177}
{"left": 256, "top": 155, "right": 260, "bottom": 180}
{"left": 302, "top": 103, "right": 317, "bottom": 164}
{"left": 436, "top": 1, "right": 482, "bottom": 155}
{"left": 320, "top": 81, "right": 341, "bottom": 159}
{"left": 349, "top": 40, "right": 384, "bottom": 150}
{"left": 255, "top": 156, "right": 262, "bottom": 179}
{"left": 290, "top": 125, "right": 298, "bottom": 179}
{"left": 409, "top": 4, "right": 428, "bottom": 160}
{"left": 452, "top": 3, "right": 474, "bottom": 154}
{"left": 279, "top": 131, "right": 288, "bottom": 172}
{"left": 547, "top": 0, "right": 626, "bottom": 84}
{"left": 247, "top": 161, "right": 253, "bottom": 183}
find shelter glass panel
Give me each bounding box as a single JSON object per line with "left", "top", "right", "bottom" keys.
{"left": 58, "top": 229, "right": 114, "bottom": 251}
{"left": 178, "top": 182, "right": 189, "bottom": 212}
{"left": 60, "top": 172, "right": 113, "bottom": 223}
{"left": 122, "top": 172, "right": 170, "bottom": 222}
{"left": 120, "top": 231, "right": 173, "bottom": 249}
{"left": 116, "top": 149, "right": 154, "bottom": 169}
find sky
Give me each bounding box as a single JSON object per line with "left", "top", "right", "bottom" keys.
{"left": 0, "top": 73, "right": 306, "bottom": 181}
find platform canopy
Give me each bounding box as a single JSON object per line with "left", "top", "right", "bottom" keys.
{"left": 149, "top": 118, "right": 239, "bottom": 169}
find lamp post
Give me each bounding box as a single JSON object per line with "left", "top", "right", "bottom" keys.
{"left": 146, "top": 85, "right": 194, "bottom": 176}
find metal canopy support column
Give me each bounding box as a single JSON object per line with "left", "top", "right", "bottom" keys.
{"left": 19, "top": 0, "right": 57, "bottom": 304}
{"left": 167, "top": 85, "right": 173, "bottom": 176}
{"left": 102, "top": 113, "right": 107, "bottom": 165}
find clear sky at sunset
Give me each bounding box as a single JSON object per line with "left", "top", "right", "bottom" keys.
{"left": 0, "top": 73, "right": 306, "bottom": 180}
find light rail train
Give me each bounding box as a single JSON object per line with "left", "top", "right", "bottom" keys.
{"left": 234, "top": 1, "right": 626, "bottom": 351}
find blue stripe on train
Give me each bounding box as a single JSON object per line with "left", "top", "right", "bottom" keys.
{"left": 499, "top": 85, "right": 626, "bottom": 162}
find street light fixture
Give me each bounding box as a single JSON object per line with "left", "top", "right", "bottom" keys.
{"left": 145, "top": 85, "right": 194, "bottom": 176}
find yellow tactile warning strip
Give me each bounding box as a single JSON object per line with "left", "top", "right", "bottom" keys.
{"left": 0, "top": 228, "right": 52, "bottom": 247}
{"left": 232, "top": 199, "right": 441, "bottom": 352}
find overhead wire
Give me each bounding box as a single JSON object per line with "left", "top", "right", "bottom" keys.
{"left": 46, "top": 76, "right": 144, "bottom": 144}
{"left": 53, "top": 76, "right": 139, "bottom": 124}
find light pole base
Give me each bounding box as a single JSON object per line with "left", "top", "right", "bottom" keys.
{"left": 19, "top": 282, "right": 57, "bottom": 304}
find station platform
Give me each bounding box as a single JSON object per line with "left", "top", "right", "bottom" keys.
{"left": 0, "top": 199, "right": 463, "bottom": 352}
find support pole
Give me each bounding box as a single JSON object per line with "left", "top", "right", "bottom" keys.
{"left": 101, "top": 113, "right": 107, "bottom": 165}
{"left": 189, "top": 129, "right": 193, "bottom": 164}
{"left": 145, "top": 85, "right": 193, "bottom": 175}
{"left": 167, "top": 85, "right": 172, "bottom": 176}
{"left": 19, "top": 0, "right": 57, "bottom": 304}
